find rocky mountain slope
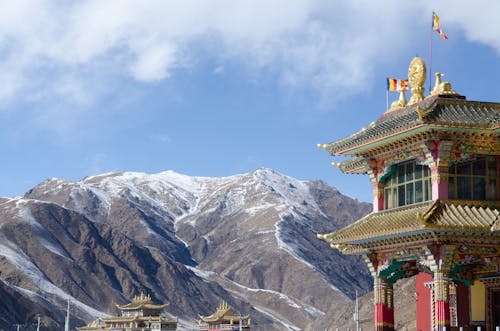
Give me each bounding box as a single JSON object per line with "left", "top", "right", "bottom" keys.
{"left": 0, "top": 168, "right": 373, "bottom": 330}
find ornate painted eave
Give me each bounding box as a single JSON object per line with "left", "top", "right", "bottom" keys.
{"left": 318, "top": 96, "right": 500, "bottom": 157}
{"left": 317, "top": 200, "right": 500, "bottom": 254}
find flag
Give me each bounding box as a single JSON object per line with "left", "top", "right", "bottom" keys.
{"left": 432, "top": 11, "right": 448, "bottom": 40}
{"left": 387, "top": 78, "right": 409, "bottom": 91}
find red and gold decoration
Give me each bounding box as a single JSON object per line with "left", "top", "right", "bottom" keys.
{"left": 317, "top": 57, "right": 500, "bottom": 331}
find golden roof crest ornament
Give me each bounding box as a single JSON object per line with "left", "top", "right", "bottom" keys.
{"left": 430, "top": 72, "right": 459, "bottom": 96}
{"left": 408, "top": 57, "right": 426, "bottom": 104}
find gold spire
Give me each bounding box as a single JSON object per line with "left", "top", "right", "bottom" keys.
{"left": 408, "top": 57, "right": 426, "bottom": 104}
{"left": 132, "top": 292, "right": 153, "bottom": 304}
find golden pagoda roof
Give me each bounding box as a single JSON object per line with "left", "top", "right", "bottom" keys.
{"left": 116, "top": 292, "right": 169, "bottom": 311}
{"left": 319, "top": 96, "right": 500, "bottom": 157}
{"left": 199, "top": 301, "right": 250, "bottom": 323}
{"left": 318, "top": 200, "right": 500, "bottom": 254}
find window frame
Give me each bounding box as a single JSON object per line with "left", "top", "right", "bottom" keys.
{"left": 383, "top": 160, "right": 432, "bottom": 209}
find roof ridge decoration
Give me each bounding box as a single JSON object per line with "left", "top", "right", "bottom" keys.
{"left": 132, "top": 292, "right": 153, "bottom": 304}
{"left": 430, "top": 72, "right": 460, "bottom": 97}
{"left": 417, "top": 199, "right": 442, "bottom": 227}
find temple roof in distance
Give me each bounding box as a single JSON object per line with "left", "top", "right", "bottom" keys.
{"left": 319, "top": 95, "right": 500, "bottom": 157}
{"left": 199, "top": 301, "right": 250, "bottom": 324}
{"left": 116, "top": 293, "right": 169, "bottom": 311}
{"left": 318, "top": 199, "right": 500, "bottom": 254}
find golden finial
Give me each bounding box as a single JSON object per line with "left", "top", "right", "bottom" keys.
{"left": 430, "top": 72, "right": 459, "bottom": 96}
{"left": 408, "top": 57, "right": 426, "bottom": 104}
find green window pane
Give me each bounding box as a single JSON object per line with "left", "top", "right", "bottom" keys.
{"left": 415, "top": 164, "right": 423, "bottom": 179}
{"left": 415, "top": 181, "right": 423, "bottom": 203}
{"left": 448, "top": 176, "right": 456, "bottom": 199}
{"left": 405, "top": 163, "right": 414, "bottom": 181}
{"left": 486, "top": 179, "right": 497, "bottom": 200}
{"left": 398, "top": 186, "right": 405, "bottom": 207}
{"left": 473, "top": 159, "right": 486, "bottom": 176}
{"left": 406, "top": 182, "right": 414, "bottom": 205}
{"left": 457, "top": 176, "right": 472, "bottom": 200}
{"left": 457, "top": 163, "right": 471, "bottom": 175}
{"left": 473, "top": 177, "right": 486, "bottom": 200}
{"left": 397, "top": 164, "right": 405, "bottom": 184}
{"left": 487, "top": 160, "right": 497, "bottom": 176}
{"left": 424, "top": 180, "right": 430, "bottom": 201}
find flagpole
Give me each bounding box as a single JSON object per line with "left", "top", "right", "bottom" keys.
{"left": 386, "top": 90, "right": 389, "bottom": 110}
{"left": 429, "top": 12, "right": 434, "bottom": 93}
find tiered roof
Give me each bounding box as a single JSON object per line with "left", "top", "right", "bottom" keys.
{"left": 199, "top": 301, "right": 250, "bottom": 324}
{"left": 318, "top": 200, "right": 500, "bottom": 254}
{"left": 319, "top": 95, "right": 500, "bottom": 174}
{"left": 116, "top": 292, "right": 169, "bottom": 311}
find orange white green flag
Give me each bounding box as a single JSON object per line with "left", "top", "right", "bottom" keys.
{"left": 432, "top": 11, "right": 448, "bottom": 40}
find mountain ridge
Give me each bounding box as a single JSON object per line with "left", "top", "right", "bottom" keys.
{"left": 0, "top": 168, "right": 372, "bottom": 330}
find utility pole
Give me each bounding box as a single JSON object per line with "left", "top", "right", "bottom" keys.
{"left": 353, "top": 290, "right": 359, "bottom": 331}
{"left": 64, "top": 299, "right": 70, "bottom": 331}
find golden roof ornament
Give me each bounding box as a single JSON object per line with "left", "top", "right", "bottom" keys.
{"left": 430, "top": 72, "right": 459, "bottom": 96}
{"left": 408, "top": 57, "right": 426, "bottom": 104}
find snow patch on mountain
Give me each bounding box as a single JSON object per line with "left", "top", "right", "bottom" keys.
{"left": 253, "top": 306, "right": 301, "bottom": 331}
{"left": 274, "top": 216, "right": 344, "bottom": 296}
{"left": 253, "top": 168, "right": 327, "bottom": 218}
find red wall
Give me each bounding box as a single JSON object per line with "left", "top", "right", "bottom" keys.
{"left": 416, "top": 272, "right": 433, "bottom": 331}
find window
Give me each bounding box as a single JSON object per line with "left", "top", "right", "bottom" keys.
{"left": 448, "top": 156, "right": 498, "bottom": 200}
{"left": 383, "top": 160, "right": 431, "bottom": 209}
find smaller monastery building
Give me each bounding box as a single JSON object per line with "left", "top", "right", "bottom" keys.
{"left": 198, "top": 301, "right": 250, "bottom": 331}
{"left": 318, "top": 57, "right": 500, "bottom": 331}
{"left": 78, "top": 293, "right": 178, "bottom": 331}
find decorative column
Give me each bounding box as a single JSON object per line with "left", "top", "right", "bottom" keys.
{"left": 433, "top": 271, "right": 451, "bottom": 331}
{"left": 423, "top": 140, "right": 454, "bottom": 201}
{"left": 374, "top": 276, "right": 394, "bottom": 331}
{"left": 372, "top": 181, "right": 384, "bottom": 212}
{"left": 367, "top": 158, "right": 386, "bottom": 212}
{"left": 430, "top": 165, "right": 449, "bottom": 200}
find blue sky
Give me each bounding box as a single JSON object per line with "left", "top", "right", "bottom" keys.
{"left": 1, "top": 1, "right": 500, "bottom": 202}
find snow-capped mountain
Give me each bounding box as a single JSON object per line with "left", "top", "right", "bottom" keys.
{"left": 0, "top": 168, "right": 372, "bottom": 330}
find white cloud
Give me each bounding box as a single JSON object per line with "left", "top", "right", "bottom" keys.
{"left": 432, "top": 1, "right": 500, "bottom": 52}
{"left": 0, "top": 1, "right": 498, "bottom": 111}
{"left": 150, "top": 133, "right": 171, "bottom": 143}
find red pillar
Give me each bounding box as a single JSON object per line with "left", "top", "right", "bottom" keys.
{"left": 433, "top": 271, "right": 451, "bottom": 331}
{"left": 374, "top": 277, "right": 394, "bottom": 331}
{"left": 416, "top": 272, "right": 433, "bottom": 331}
{"left": 456, "top": 281, "right": 470, "bottom": 327}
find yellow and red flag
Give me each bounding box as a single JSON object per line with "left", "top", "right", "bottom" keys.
{"left": 387, "top": 78, "right": 409, "bottom": 91}
{"left": 432, "top": 12, "right": 448, "bottom": 40}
